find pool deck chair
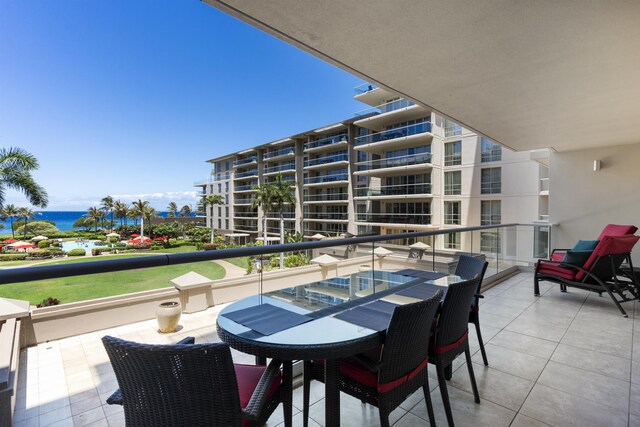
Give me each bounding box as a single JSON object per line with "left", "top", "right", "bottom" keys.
{"left": 535, "top": 234, "right": 640, "bottom": 317}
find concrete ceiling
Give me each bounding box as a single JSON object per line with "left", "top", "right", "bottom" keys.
{"left": 203, "top": 0, "right": 640, "bottom": 153}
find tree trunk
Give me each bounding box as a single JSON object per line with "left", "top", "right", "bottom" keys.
{"left": 209, "top": 204, "right": 214, "bottom": 244}
{"left": 9, "top": 218, "right": 14, "bottom": 238}
{"left": 279, "top": 214, "right": 284, "bottom": 269}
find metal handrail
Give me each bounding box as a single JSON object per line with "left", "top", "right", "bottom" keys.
{"left": 0, "top": 224, "right": 519, "bottom": 284}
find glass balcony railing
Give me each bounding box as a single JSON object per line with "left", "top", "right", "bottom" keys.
{"left": 304, "top": 212, "right": 349, "bottom": 220}
{"left": 266, "top": 212, "right": 296, "bottom": 219}
{"left": 266, "top": 175, "right": 295, "bottom": 184}
{"left": 354, "top": 183, "right": 431, "bottom": 197}
{"left": 354, "top": 83, "right": 379, "bottom": 96}
{"left": 263, "top": 147, "right": 295, "bottom": 160}
{"left": 263, "top": 162, "right": 296, "bottom": 174}
{"left": 356, "top": 213, "right": 431, "bottom": 225}
{"left": 235, "top": 170, "right": 258, "bottom": 179}
{"left": 233, "top": 156, "right": 257, "bottom": 167}
{"left": 234, "top": 211, "right": 258, "bottom": 218}
{"left": 234, "top": 185, "right": 256, "bottom": 192}
{"left": 234, "top": 198, "right": 256, "bottom": 205}
{"left": 303, "top": 193, "right": 349, "bottom": 202}
{"left": 444, "top": 214, "right": 461, "bottom": 225}
{"left": 235, "top": 223, "right": 258, "bottom": 232}
{"left": 356, "top": 152, "right": 431, "bottom": 172}
{"left": 304, "top": 173, "right": 349, "bottom": 185}
{"left": 304, "top": 153, "right": 349, "bottom": 167}
{"left": 354, "top": 122, "right": 432, "bottom": 146}
{"left": 304, "top": 134, "right": 348, "bottom": 151}
{"left": 354, "top": 99, "right": 415, "bottom": 117}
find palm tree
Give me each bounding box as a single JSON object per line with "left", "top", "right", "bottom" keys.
{"left": 101, "top": 196, "right": 115, "bottom": 232}
{"left": 202, "top": 195, "right": 224, "bottom": 244}
{"left": 166, "top": 202, "right": 178, "bottom": 218}
{"left": 85, "top": 206, "right": 104, "bottom": 233}
{"left": 127, "top": 207, "right": 139, "bottom": 226}
{"left": 131, "top": 200, "right": 154, "bottom": 238}
{"left": 251, "top": 181, "right": 276, "bottom": 248}
{"left": 1, "top": 204, "right": 20, "bottom": 238}
{"left": 114, "top": 200, "right": 129, "bottom": 227}
{"left": 18, "top": 207, "right": 35, "bottom": 239}
{"left": 179, "top": 205, "right": 192, "bottom": 217}
{"left": 269, "top": 173, "right": 296, "bottom": 269}
{"left": 0, "top": 147, "right": 48, "bottom": 209}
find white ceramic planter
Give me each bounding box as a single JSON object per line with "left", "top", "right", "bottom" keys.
{"left": 156, "top": 301, "right": 181, "bottom": 333}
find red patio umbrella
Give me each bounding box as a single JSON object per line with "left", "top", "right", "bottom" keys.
{"left": 2, "top": 238, "right": 17, "bottom": 244}
{"left": 130, "top": 233, "right": 140, "bottom": 238}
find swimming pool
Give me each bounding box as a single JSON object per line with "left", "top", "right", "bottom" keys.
{"left": 60, "top": 241, "right": 107, "bottom": 254}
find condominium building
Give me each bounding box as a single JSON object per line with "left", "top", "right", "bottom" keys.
{"left": 195, "top": 84, "right": 549, "bottom": 252}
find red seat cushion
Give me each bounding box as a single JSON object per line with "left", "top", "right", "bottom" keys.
{"left": 537, "top": 261, "right": 578, "bottom": 280}
{"left": 235, "top": 364, "right": 281, "bottom": 425}
{"left": 551, "top": 252, "right": 565, "bottom": 261}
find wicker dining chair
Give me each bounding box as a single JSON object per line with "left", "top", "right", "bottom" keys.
{"left": 102, "top": 336, "right": 283, "bottom": 427}
{"left": 429, "top": 276, "right": 482, "bottom": 427}
{"left": 303, "top": 291, "right": 443, "bottom": 427}
{"left": 455, "top": 255, "right": 489, "bottom": 366}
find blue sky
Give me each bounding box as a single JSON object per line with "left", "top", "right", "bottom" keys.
{"left": 0, "top": 1, "right": 364, "bottom": 211}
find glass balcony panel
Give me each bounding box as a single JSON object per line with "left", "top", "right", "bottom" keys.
{"left": 354, "top": 122, "right": 431, "bottom": 146}
{"left": 354, "top": 183, "right": 431, "bottom": 197}
{"left": 356, "top": 152, "right": 431, "bottom": 171}
{"left": 304, "top": 153, "right": 349, "bottom": 167}
{"left": 233, "top": 156, "right": 258, "bottom": 167}
{"left": 235, "top": 170, "right": 258, "bottom": 179}
{"left": 354, "top": 98, "right": 415, "bottom": 117}
{"left": 263, "top": 147, "right": 295, "bottom": 160}
{"left": 355, "top": 213, "right": 431, "bottom": 224}
{"left": 304, "top": 134, "right": 348, "bottom": 151}
{"left": 303, "top": 193, "right": 349, "bottom": 202}
{"left": 354, "top": 83, "right": 379, "bottom": 95}
{"left": 304, "top": 173, "right": 349, "bottom": 184}
{"left": 263, "top": 162, "right": 296, "bottom": 174}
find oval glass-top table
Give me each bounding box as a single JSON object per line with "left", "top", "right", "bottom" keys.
{"left": 217, "top": 269, "right": 460, "bottom": 427}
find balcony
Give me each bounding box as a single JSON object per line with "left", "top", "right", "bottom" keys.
{"left": 356, "top": 212, "right": 432, "bottom": 225}
{"left": 355, "top": 98, "right": 415, "bottom": 117}
{"left": 266, "top": 212, "right": 296, "bottom": 219}
{"left": 303, "top": 212, "right": 349, "bottom": 221}
{"left": 303, "top": 193, "right": 349, "bottom": 203}
{"left": 304, "top": 173, "right": 349, "bottom": 186}
{"left": 263, "top": 162, "right": 296, "bottom": 175}
{"left": 304, "top": 134, "right": 348, "bottom": 152}
{"left": 263, "top": 147, "right": 295, "bottom": 160}
{"left": 234, "top": 222, "right": 258, "bottom": 232}
{"left": 233, "top": 197, "right": 255, "bottom": 205}
{"left": 354, "top": 122, "right": 433, "bottom": 153}
{"left": 234, "top": 184, "right": 257, "bottom": 192}
{"left": 354, "top": 152, "right": 432, "bottom": 176}
{"left": 234, "top": 169, "right": 258, "bottom": 179}
{"left": 540, "top": 178, "right": 549, "bottom": 195}
{"left": 233, "top": 156, "right": 257, "bottom": 167}
{"left": 354, "top": 82, "right": 379, "bottom": 96}
{"left": 303, "top": 153, "right": 349, "bottom": 169}
{"left": 354, "top": 183, "right": 432, "bottom": 199}
{"left": 234, "top": 211, "right": 258, "bottom": 219}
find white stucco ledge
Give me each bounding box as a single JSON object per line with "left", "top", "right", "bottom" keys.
{"left": 0, "top": 298, "right": 30, "bottom": 322}
{"left": 170, "top": 272, "right": 215, "bottom": 314}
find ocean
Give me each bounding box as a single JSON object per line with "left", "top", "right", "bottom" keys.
{"left": 0, "top": 211, "right": 178, "bottom": 233}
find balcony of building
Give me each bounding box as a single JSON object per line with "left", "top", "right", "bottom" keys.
{"left": 354, "top": 152, "right": 432, "bottom": 177}
{"left": 233, "top": 169, "right": 259, "bottom": 180}
{"left": 354, "top": 122, "right": 433, "bottom": 153}
{"left": 263, "top": 161, "right": 296, "bottom": 176}
{"left": 234, "top": 220, "right": 258, "bottom": 232}
{"left": 354, "top": 183, "right": 432, "bottom": 201}
{"left": 233, "top": 210, "right": 258, "bottom": 220}
{"left": 234, "top": 183, "right": 257, "bottom": 193}
{"left": 353, "top": 83, "right": 399, "bottom": 107}
{"left": 265, "top": 211, "right": 296, "bottom": 220}
{"left": 304, "top": 133, "right": 348, "bottom": 154}
{"left": 233, "top": 155, "right": 258, "bottom": 168}
{"left": 233, "top": 196, "right": 256, "bottom": 205}
{"left": 303, "top": 172, "right": 349, "bottom": 187}
{"left": 303, "top": 192, "right": 349, "bottom": 204}
{"left": 303, "top": 212, "right": 349, "bottom": 222}
{"left": 303, "top": 152, "right": 349, "bottom": 170}
{"left": 354, "top": 99, "right": 429, "bottom": 131}
{"left": 355, "top": 212, "right": 434, "bottom": 228}
{"left": 540, "top": 178, "right": 550, "bottom": 196}
{"left": 263, "top": 146, "right": 296, "bottom": 161}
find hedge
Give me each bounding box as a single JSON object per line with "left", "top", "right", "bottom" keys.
{"left": 66, "top": 248, "right": 86, "bottom": 257}
{"left": 0, "top": 253, "right": 28, "bottom": 261}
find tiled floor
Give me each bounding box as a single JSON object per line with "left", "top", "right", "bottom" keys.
{"left": 12, "top": 272, "right": 640, "bottom": 426}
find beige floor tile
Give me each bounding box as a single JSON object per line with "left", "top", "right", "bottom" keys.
{"left": 472, "top": 343, "right": 547, "bottom": 381}
{"left": 307, "top": 392, "right": 406, "bottom": 427}
{"left": 488, "top": 330, "right": 557, "bottom": 359}
{"left": 504, "top": 316, "right": 568, "bottom": 342}
{"left": 537, "top": 361, "right": 630, "bottom": 412}
{"left": 561, "top": 326, "right": 633, "bottom": 359}
{"left": 551, "top": 342, "right": 631, "bottom": 381}
{"left": 520, "top": 384, "right": 627, "bottom": 427}
{"left": 509, "top": 413, "right": 552, "bottom": 426}
{"left": 38, "top": 405, "right": 72, "bottom": 426}
{"left": 72, "top": 406, "right": 106, "bottom": 427}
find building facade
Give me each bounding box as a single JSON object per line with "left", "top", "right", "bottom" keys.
{"left": 195, "top": 84, "right": 549, "bottom": 253}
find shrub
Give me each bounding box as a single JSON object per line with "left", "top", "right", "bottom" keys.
{"left": 51, "top": 241, "right": 60, "bottom": 247}
{"left": 37, "top": 297, "right": 61, "bottom": 308}
{"left": 92, "top": 247, "right": 107, "bottom": 256}
{"left": 202, "top": 243, "right": 218, "bottom": 251}
{"left": 28, "top": 249, "right": 51, "bottom": 259}
{"left": 0, "top": 253, "right": 28, "bottom": 261}
{"left": 195, "top": 242, "right": 204, "bottom": 250}
{"left": 66, "top": 248, "right": 86, "bottom": 257}
{"left": 38, "top": 240, "right": 51, "bottom": 248}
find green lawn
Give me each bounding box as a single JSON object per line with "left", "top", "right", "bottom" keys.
{"left": 0, "top": 258, "right": 225, "bottom": 305}
{"left": 225, "top": 256, "right": 251, "bottom": 269}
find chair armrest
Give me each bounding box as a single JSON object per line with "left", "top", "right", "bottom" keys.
{"left": 242, "top": 358, "right": 283, "bottom": 420}
{"left": 352, "top": 351, "right": 382, "bottom": 372}
{"left": 106, "top": 336, "right": 196, "bottom": 406}
{"left": 474, "top": 294, "right": 484, "bottom": 299}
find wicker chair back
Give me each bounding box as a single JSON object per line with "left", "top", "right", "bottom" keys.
{"left": 434, "top": 276, "right": 481, "bottom": 350}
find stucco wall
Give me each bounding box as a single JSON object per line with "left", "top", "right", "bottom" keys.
{"left": 549, "top": 142, "right": 640, "bottom": 263}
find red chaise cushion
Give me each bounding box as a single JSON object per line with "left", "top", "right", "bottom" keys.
{"left": 235, "top": 364, "right": 281, "bottom": 425}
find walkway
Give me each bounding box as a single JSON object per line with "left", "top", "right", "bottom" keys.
{"left": 12, "top": 272, "right": 640, "bottom": 426}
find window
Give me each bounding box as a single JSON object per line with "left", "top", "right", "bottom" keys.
{"left": 481, "top": 168, "right": 501, "bottom": 194}
{"left": 218, "top": 219, "right": 222, "bottom": 229}
{"left": 444, "top": 171, "right": 462, "bottom": 195}
{"left": 225, "top": 207, "right": 229, "bottom": 217}
{"left": 225, "top": 161, "right": 230, "bottom": 171}
{"left": 225, "top": 219, "right": 229, "bottom": 229}
{"left": 444, "top": 141, "right": 462, "bottom": 166}
{"left": 218, "top": 183, "right": 222, "bottom": 193}
{"left": 445, "top": 232, "right": 460, "bottom": 249}
{"left": 481, "top": 138, "right": 502, "bottom": 162}
{"left": 444, "top": 201, "right": 461, "bottom": 225}
{"left": 444, "top": 119, "right": 462, "bottom": 137}
{"left": 225, "top": 182, "right": 229, "bottom": 192}
{"left": 225, "top": 194, "right": 229, "bottom": 204}
{"left": 218, "top": 207, "right": 222, "bottom": 217}
{"left": 480, "top": 200, "right": 501, "bottom": 225}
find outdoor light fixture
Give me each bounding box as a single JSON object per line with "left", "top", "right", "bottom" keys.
{"left": 593, "top": 160, "right": 601, "bottom": 172}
